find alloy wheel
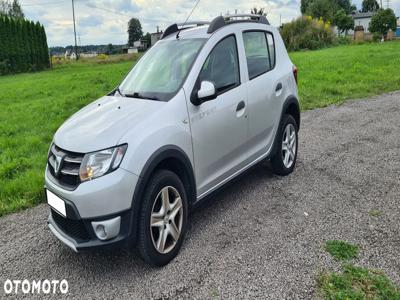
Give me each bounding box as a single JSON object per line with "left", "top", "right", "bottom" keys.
{"left": 282, "top": 123, "right": 296, "bottom": 169}
{"left": 150, "top": 186, "right": 183, "bottom": 254}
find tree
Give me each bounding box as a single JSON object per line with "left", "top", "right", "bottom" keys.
{"left": 251, "top": 7, "right": 267, "bottom": 16}
{"left": 361, "top": 0, "right": 379, "bottom": 12}
{"left": 300, "top": 0, "right": 311, "bottom": 14}
{"left": 106, "top": 43, "right": 113, "bottom": 54}
{"left": 143, "top": 32, "right": 151, "bottom": 48}
{"left": 9, "top": 0, "right": 24, "bottom": 19}
{"left": 306, "top": 0, "right": 338, "bottom": 21}
{"left": 127, "top": 18, "right": 143, "bottom": 47}
{"left": 369, "top": 8, "right": 397, "bottom": 40}
{"left": 39, "top": 24, "right": 49, "bottom": 67}
{"left": 333, "top": 9, "right": 354, "bottom": 35}
{"left": 304, "top": 0, "right": 354, "bottom": 20}
{"left": 0, "top": 0, "right": 10, "bottom": 15}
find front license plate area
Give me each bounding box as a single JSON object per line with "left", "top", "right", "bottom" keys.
{"left": 46, "top": 189, "right": 66, "bottom": 217}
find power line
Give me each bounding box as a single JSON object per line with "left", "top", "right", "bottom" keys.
{"left": 177, "top": 0, "right": 201, "bottom": 39}
{"left": 85, "top": 3, "right": 171, "bottom": 23}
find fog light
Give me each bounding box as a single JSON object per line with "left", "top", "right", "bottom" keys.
{"left": 91, "top": 216, "right": 121, "bottom": 241}
{"left": 95, "top": 225, "right": 107, "bottom": 239}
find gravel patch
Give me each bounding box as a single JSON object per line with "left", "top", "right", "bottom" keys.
{"left": 1, "top": 91, "right": 399, "bottom": 299}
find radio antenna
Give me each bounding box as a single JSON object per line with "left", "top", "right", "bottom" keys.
{"left": 176, "top": 0, "right": 201, "bottom": 39}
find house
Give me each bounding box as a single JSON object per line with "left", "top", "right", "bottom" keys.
{"left": 150, "top": 26, "right": 163, "bottom": 47}
{"left": 128, "top": 47, "right": 138, "bottom": 54}
{"left": 122, "top": 46, "right": 138, "bottom": 54}
{"left": 348, "top": 12, "right": 375, "bottom": 35}
{"left": 64, "top": 49, "right": 78, "bottom": 60}
{"left": 80, "top": 52, "right": 97, "bottom": 58}
{"left": 133, "top": 39, "right": 148, "bottom": 51}
{"left": 397, "top": 18, "right": 400, "bottom": 38}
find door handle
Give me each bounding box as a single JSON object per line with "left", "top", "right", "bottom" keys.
{"left": 236, "top": 101, "right": 245, "bottom": 111}
{"left": 275, "top": 83, "right": 283, "bottom": 92}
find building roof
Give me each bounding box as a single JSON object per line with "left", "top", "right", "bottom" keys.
{"left": 352, "top": 12, "right": 375, "bottom": 19}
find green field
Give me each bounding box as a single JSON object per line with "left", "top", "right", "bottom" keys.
{"left": 1, "top": 41, "right": 400, "bottom": 216}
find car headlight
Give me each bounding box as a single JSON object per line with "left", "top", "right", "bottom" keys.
{"left": 79, "top": 145, "right": 128, "bottom": 182}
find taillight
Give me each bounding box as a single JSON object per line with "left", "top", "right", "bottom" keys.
{"left": 293, "top": 65, "right": 298, "bottom": 85}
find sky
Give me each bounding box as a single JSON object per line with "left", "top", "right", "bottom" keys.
{"left": 19, "top": 0, "right": 400, "bottom": 47}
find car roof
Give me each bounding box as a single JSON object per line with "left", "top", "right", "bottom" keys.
{"left": 163, "top": 26, "right": 210, "bottom": 40}
{"left": 162, "top": 15, "right": 273, "bottom": 41}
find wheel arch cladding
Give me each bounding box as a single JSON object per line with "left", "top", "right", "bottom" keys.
{"left": 283, "top": 96, "right": 300, "bottom": 130}
{"left": 129, "top": 145, "right": 196, "bottom": 243}
{"left": 269, "top": 96, "right": 300, "bottom": 158}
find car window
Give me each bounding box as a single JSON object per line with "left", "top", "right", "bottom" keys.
{"left": 199, "top": 35, "right": 240, "bottom": 94}
{"left": 119, "top": 38, "right": 206, "bottom": 101}
{"left": 243, "top": 31, "right": 274, "bottom": 79}
{"left": 266, "top": 33, "right": 275, "bottom": 68}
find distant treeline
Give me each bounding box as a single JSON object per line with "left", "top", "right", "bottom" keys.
{"left": 50, "top": 44, "right": 127, "bottom": 56}
{"left": 0, "top": 15, "right": 49, "bottom": 75}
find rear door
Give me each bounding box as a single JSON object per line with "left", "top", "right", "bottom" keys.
{"left": 242, "top": 31, "right": 282, "bottom": 159}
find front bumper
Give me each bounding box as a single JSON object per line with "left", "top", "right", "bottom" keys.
{"left": 45, "top": 166, "right": 139, "bottom": 251}
{"left": 45, "top": 166, "right": 139, "bottom": 218}
{"left": 47, "top": 208, "right": 132, "bottom": 252}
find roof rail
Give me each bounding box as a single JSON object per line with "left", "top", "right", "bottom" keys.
{"left": 161, "top": 21, "right": 210, "bottom": 39}
{"left": 207, "top": 14, "right": 270, "bottom": 34}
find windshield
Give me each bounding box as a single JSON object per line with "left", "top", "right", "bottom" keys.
{"left": 119, "top": 38, "right": 206, "bottom": 101}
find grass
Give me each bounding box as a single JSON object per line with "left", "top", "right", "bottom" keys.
{"left": 318, "top": 264, "right": 400, "bottom": 299}
{"left": 0, "top": 59, "right": 136, "bottom": 216}
{"left": 319, "top": 240, "right": 400, "bottom": 299}
{"left": 0, "top": 41, "right": 400, "bottom": 216}
{"left": 325, "top": 240, "right": 359, "bottom": 261}
{"left": 368, "top": 210, "right": 383, "bottom": 217}
{"left": 290, "top": 40, "right": 400, "bottom": 110}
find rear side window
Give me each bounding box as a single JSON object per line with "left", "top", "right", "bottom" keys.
{"left": 243, "top": 31, "right": 275, "bottom": 80}
{"left": 199, "top": 35, "right": 240, "bottom": 94}
{"left": 266, "top": 33, "right": 275, "bottom": 68}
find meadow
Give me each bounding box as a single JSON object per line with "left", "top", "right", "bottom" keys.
{"left": 0, "top": 41, "right": 400, "bottom": 216}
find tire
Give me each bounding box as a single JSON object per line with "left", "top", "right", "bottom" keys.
{"left": 270, "top": 114, "right": 298, "bottom": 176}
{"left": 137, "top": 169, "right": 188, "bottom": 266}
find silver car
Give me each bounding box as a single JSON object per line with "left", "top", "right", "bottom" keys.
{"left": 45, "top": 14, "right": 300, "bottom": 266}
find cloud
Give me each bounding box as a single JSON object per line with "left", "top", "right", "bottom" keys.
{"left": 20, "top": 0, "right": 399, "bottom": 46}
{"left": 78, "top": 15, "right": 104, "bottom": 27}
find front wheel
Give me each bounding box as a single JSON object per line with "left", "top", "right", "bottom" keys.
{"left": 137, "top": 170, "right": 188, "bottom": 266}
{"left": 270, "top": 114, "right": 298, "bottom": 176}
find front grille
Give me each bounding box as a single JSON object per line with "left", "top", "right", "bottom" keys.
{"left": 48, "top": 144, "right": 84, "bottom": 190}
{"left": 51, "top": 210, "right": 90, "bottom": 241}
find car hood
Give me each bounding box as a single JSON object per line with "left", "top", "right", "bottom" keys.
{"left": 54, "top": 96, "right": 163, "bottom": 153}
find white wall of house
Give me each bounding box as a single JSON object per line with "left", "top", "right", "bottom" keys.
{"left": 128, "top": 48, "right": 138, "bottom": 54}
{"left": 80, "top": 53, "right": 97, "bottom": 58}
{"left": 348, "top": 17, "right": 372, "bottom": 35}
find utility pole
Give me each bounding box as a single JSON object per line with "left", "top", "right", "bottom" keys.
{"left": 72, "top": 0, "right": 78, "bottom": 60}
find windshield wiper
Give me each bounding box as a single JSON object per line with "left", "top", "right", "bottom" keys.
{"left": 123, "top": 92, "right": 160, "bottom": 101}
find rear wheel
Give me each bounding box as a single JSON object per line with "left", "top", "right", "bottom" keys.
{"left": 270, "top": 114, "right": 298, "bottom": 176}
{"left": 137, "top": 170, "right": 188, "bottom": 266}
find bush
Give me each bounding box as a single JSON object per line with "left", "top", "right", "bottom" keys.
{"left": 280, "top": 16, "right": 336, "bottom": 51}
{"left": 336, "top": 36, "right": 352, "bottom": 45}
{"left": 97, "top": 53, "right": 108, "bottom": 60}
{"left": 369, "top": 8, "right": 397, "bottom": 39}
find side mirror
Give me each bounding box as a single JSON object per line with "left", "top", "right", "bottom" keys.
{"left": 192, "top": 81, "right": 217, "bottom": 105}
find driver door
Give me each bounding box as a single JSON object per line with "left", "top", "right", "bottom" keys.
{"left": 187, "top": 35, "right": 248, "bottom": 197}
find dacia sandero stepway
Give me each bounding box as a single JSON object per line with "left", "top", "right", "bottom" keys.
{"left": 45, "top": 14, "right": 300, "bottom": 266}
